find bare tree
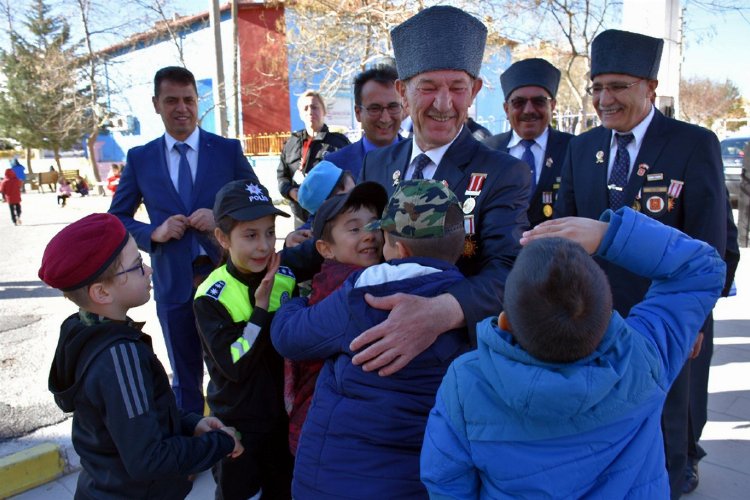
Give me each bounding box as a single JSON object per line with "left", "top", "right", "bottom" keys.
{"left": 679, "top": 76, "right": 743, "bottom": 128}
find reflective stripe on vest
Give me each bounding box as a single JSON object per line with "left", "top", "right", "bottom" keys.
{"left": 196, "top": 265, "right": 295, "bottom": 362}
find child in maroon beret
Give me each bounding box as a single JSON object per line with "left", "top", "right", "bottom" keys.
{"left": 40, "top": 213, "right": 243, "bottom": 499}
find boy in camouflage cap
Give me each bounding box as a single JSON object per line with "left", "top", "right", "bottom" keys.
{"left": 271, "top": 179, "right": 470, "bottom": 499}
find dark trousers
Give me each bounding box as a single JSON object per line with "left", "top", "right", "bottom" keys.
{"left": 8, "top": 203, "right": 21, "bottom": 224}
{"left": 688, "top": 319, "right": 714, "bottom": 457}
{"left": 212, "top": 419, "right": 293, "bottom": 500}
{"left": 156, "top": 299, "right": 205, "bottom": 415}
{"left": 57, "top": 194, "right": 69, "bottom": 206}
{"left": 663, "top": 359, "right": 691, "bottom": 499}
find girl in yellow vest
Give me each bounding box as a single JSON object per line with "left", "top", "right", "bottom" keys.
{"left": 194, "top": 180, "right": 296, "bottom": 500}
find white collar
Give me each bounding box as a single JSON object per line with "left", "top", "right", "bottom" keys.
{"left": 409, "top": 125, "right": 464, "bottom": 167}
{"left": 164, "top": 127, "right": 200, "bottom": 152}
{"left": 507, "top": 127, "right": 550, "bottom": 151}
{"left": 608, "top": 105, "right": 655, "bottom": 149}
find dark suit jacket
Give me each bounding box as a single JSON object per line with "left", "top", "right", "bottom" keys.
{"left": 324, "top": 138, "right": 366, "bottom": 180}
{"left": 554, "top": 109, "right": 727, "bottom": 314}
{"left": 484, "top": 127, "right": 573, "bottom": 227}
{"left": 109, "top": 129, "right": 257, "bottom": 304}
{"left": 360, "top": 126, "right": 530, "bottom": 336}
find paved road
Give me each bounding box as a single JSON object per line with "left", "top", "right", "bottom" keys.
{"left": 2, "top": 191, "right": 748, "bottom": 499}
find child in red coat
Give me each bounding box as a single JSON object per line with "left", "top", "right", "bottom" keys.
{"left": 1, "top": 168, "right": 22, "bottom": 225}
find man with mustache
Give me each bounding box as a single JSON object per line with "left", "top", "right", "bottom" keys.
{"left": 357, "top": 6, "right": 529, "bottom": 375}
{"left": 484, "top": 58, "right": 573, "bottom": 227}
{"left": 554, "top": 30, "right": 730, "bottom": 498}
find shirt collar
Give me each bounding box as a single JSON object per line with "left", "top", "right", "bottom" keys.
{"left": 609, "top": 105, "right": 655, "bottom": 150}
{"left": 507, "top": 127, "right": 550, "bottom": 151}
{"left": 409, "top": 125, "right": 464, "bottom": 166}
{"left": 164, "top": 127, "right": 200, "bottom": 152}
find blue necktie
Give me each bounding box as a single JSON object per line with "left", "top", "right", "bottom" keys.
{"left": 175, "top": 143, "right": 193, "bottom": 210}
{"left": 411, "top": 153, "right": 431, "bottom": 180}
{"left": 520, "top": 139, "right": 537, "bottom": 192}
{"left": 608, "top": 133, "right": 634, "bottom": 210}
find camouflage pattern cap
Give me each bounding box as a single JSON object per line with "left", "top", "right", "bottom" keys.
{"left": 366, "top": 179, "right": 462, "bottom": 239}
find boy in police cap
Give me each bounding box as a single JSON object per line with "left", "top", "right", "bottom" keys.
{"left": 41, "top": 213, "right": 242, "bottom": 500}
{"left": 272, "top": 179, "right": 470, "bottom": 499}
{"left": 193, "top": 180, "right": 296, "bottom": 500}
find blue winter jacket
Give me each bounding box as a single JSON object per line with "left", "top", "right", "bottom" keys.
{"left": 421, "top": 208, "right": 725, "bottom": 499}
{"left": 272, "top": 257, "right": 470, "bottom": 499}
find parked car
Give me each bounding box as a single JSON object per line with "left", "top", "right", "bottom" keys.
{"left": 720, "top": 136, "right": 748, "bottom": 208}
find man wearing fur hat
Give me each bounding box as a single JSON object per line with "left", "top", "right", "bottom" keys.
{"left": 357, "top": 6, "right": 529, "bottom": 374}
{"left": 484, "top": 58, "right": 573, "bottom": 227}
{"left": 554, "top": 29, "right": 729, "bottom": 498}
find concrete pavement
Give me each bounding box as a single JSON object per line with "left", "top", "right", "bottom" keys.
{"left": 1, "top": 190, "right": 749, "bottom": 499}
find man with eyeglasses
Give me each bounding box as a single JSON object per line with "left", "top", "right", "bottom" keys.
{"left": 356, "top": 6, "right": 529, "bottom": 373}
{"left": 325, "top": 65, "right": 404, "bottom": 180}
{"left": 555, "top": 29, "right": 728, "bottom": 499}
{"left": 485, "top": 58, "right": 572, "bottom": 227}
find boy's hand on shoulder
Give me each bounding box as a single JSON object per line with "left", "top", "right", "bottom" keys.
{"left": 219, "top": 426, "right": 245, "bottom": 458}
{"left": 193, "top": 416, "right": 224, "bottom": 437}
{"left": 521, "top": 217, "right": 608, "bottom": 254}
{"left": 254, "top": 252, "right": 281, "bottom": 310}
{"left": 285, "top": 229, "right": 312, "bottom": 248}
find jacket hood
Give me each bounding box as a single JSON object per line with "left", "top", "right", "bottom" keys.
{"left": 4, "top": 169, "right": 16, "bottom": 179}
{"left": 475, "top": 314, "right": 660, "bottom": 440}
{"left": 48, "top": 312, "right": 141, "bottom": 412}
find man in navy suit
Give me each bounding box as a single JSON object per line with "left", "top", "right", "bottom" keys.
{"left": 554, "top": 30, "right": 727, "bottom": 498}
{"left": 109, "top": 66, "right": 256, "bottom": 414}
{"left": 354, "top": 6, "right": 529, "bottom": 376}
{"left": 484, "top": 58, "right": 572, "bottom": 227}
{"left": 325, "top": 65, "right": 403, "bottom": 180}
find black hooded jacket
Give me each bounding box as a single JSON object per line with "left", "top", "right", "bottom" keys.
{"left": 49, "top": 311, "right": 234, "bottom": 499}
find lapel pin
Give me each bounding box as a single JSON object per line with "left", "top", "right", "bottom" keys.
{"left": 595, "top": 151, "right": 604, "bottom": 164}
{"left": 392, "top": 170, "right": 401, "bottom": 186}
{"left": 545, "top": 157, "right": 553, "bottom": 168}
{"left": 637, "top": 163, "right": 649, "bottom": 176}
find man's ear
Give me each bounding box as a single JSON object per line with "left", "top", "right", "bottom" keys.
{"left": 214, "top": 227, "right": 230, "bottom": 250}
{"left": 88, "top": 282, "right": 113, "bottom": 306}
{"left": 315, "top": 239, "right": 335, "bottom": 260}
{"left": 498, "top": 311, "right": 513, "bottom": 332}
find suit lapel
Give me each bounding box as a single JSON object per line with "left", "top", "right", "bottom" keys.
{"left": 434, "top": 127, "right": 476, "bottom": 194}
{"left": 592, "top": 127, "right": 612, "bottom": 213}
{"left": 194, "top": 128, "right": 211, "bottom": 209}
{"left": 623, "top": 110, "right": 669, "bottom": 206}
{"left": 536, "top": 127, "right": 559, "bottom": 197}
{"left": 156, "top": 135, "right": 186, "bottom": 211}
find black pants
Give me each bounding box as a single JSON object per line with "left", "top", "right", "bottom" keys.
{"left": 663, "top": 360, "right": 691, "bottom": 499}
{"left": 57, "top": 194, "right": 69, "bottom": 206}
{"left": 212, "top": 419, "right": 293, "bottom": 500}
{"left": 8, "top": 203, "right": 21, "bottom": 224}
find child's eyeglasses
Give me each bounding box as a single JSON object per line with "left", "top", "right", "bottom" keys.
{"left": 115, "top": 258, "right": 145, "bottom": 277}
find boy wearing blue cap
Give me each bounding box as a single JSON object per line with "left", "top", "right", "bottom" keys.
{"left": 42, "top": 213, "right": 241, "bottom": 499}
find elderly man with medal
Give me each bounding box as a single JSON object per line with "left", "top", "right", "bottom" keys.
{"left": 356, "top": 6, "right": 530, "bottom": 374}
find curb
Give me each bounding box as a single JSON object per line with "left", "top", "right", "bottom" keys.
{"left": 0, "top": 443, "right": 65, "bottom": 499}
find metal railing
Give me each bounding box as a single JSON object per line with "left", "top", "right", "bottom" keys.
{"left": 240, "top": 132, "right": 292, "bottom": 156}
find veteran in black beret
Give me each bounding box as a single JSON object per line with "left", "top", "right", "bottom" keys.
{"left": 554, "top": 28, "right": 737, "bottom": 498}
{"left": 357, "top": 6, "right": 530, "bottom": 371}
{"left": 484, "top": 58, "right": 573, "bottom": 227}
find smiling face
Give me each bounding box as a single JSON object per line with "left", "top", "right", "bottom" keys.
{"left": 503, "top": 85, "right": 555, "bottom": 140}
{"left": 355, "top": 80, "right": 402, "bottom": 147}
{"left": 216, "top": 215, "right": 277, "bottom": 274}
{"left": 152, "top": 80, "right": 199, "bottom": 141}
{"left": 315, "top": 205, "right": 383, "bottom": 267}
{"left": 398, "top": 70, "right": 483, "bottom": 151}
{"left": 592, "top": 74, "right": 656, "bottom": 132}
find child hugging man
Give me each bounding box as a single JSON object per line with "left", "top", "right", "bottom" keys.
{"left": 420, "top": 208, "right": 726, "bottom": 499}
{"left": 284, "top": 181, "right": 387, "bottom": 456}
{"left": 193, "top": 180, "right": 297, "bottom": 500}
{"left": 41, "top": 214, "right": 241, "bottom": 500}
{"left": 272, "top": 179, "right": 471, "bottom": 499}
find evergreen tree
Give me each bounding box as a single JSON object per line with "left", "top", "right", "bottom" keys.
{"left": 0, "top": 0, "right": 91, "bottom": 171}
